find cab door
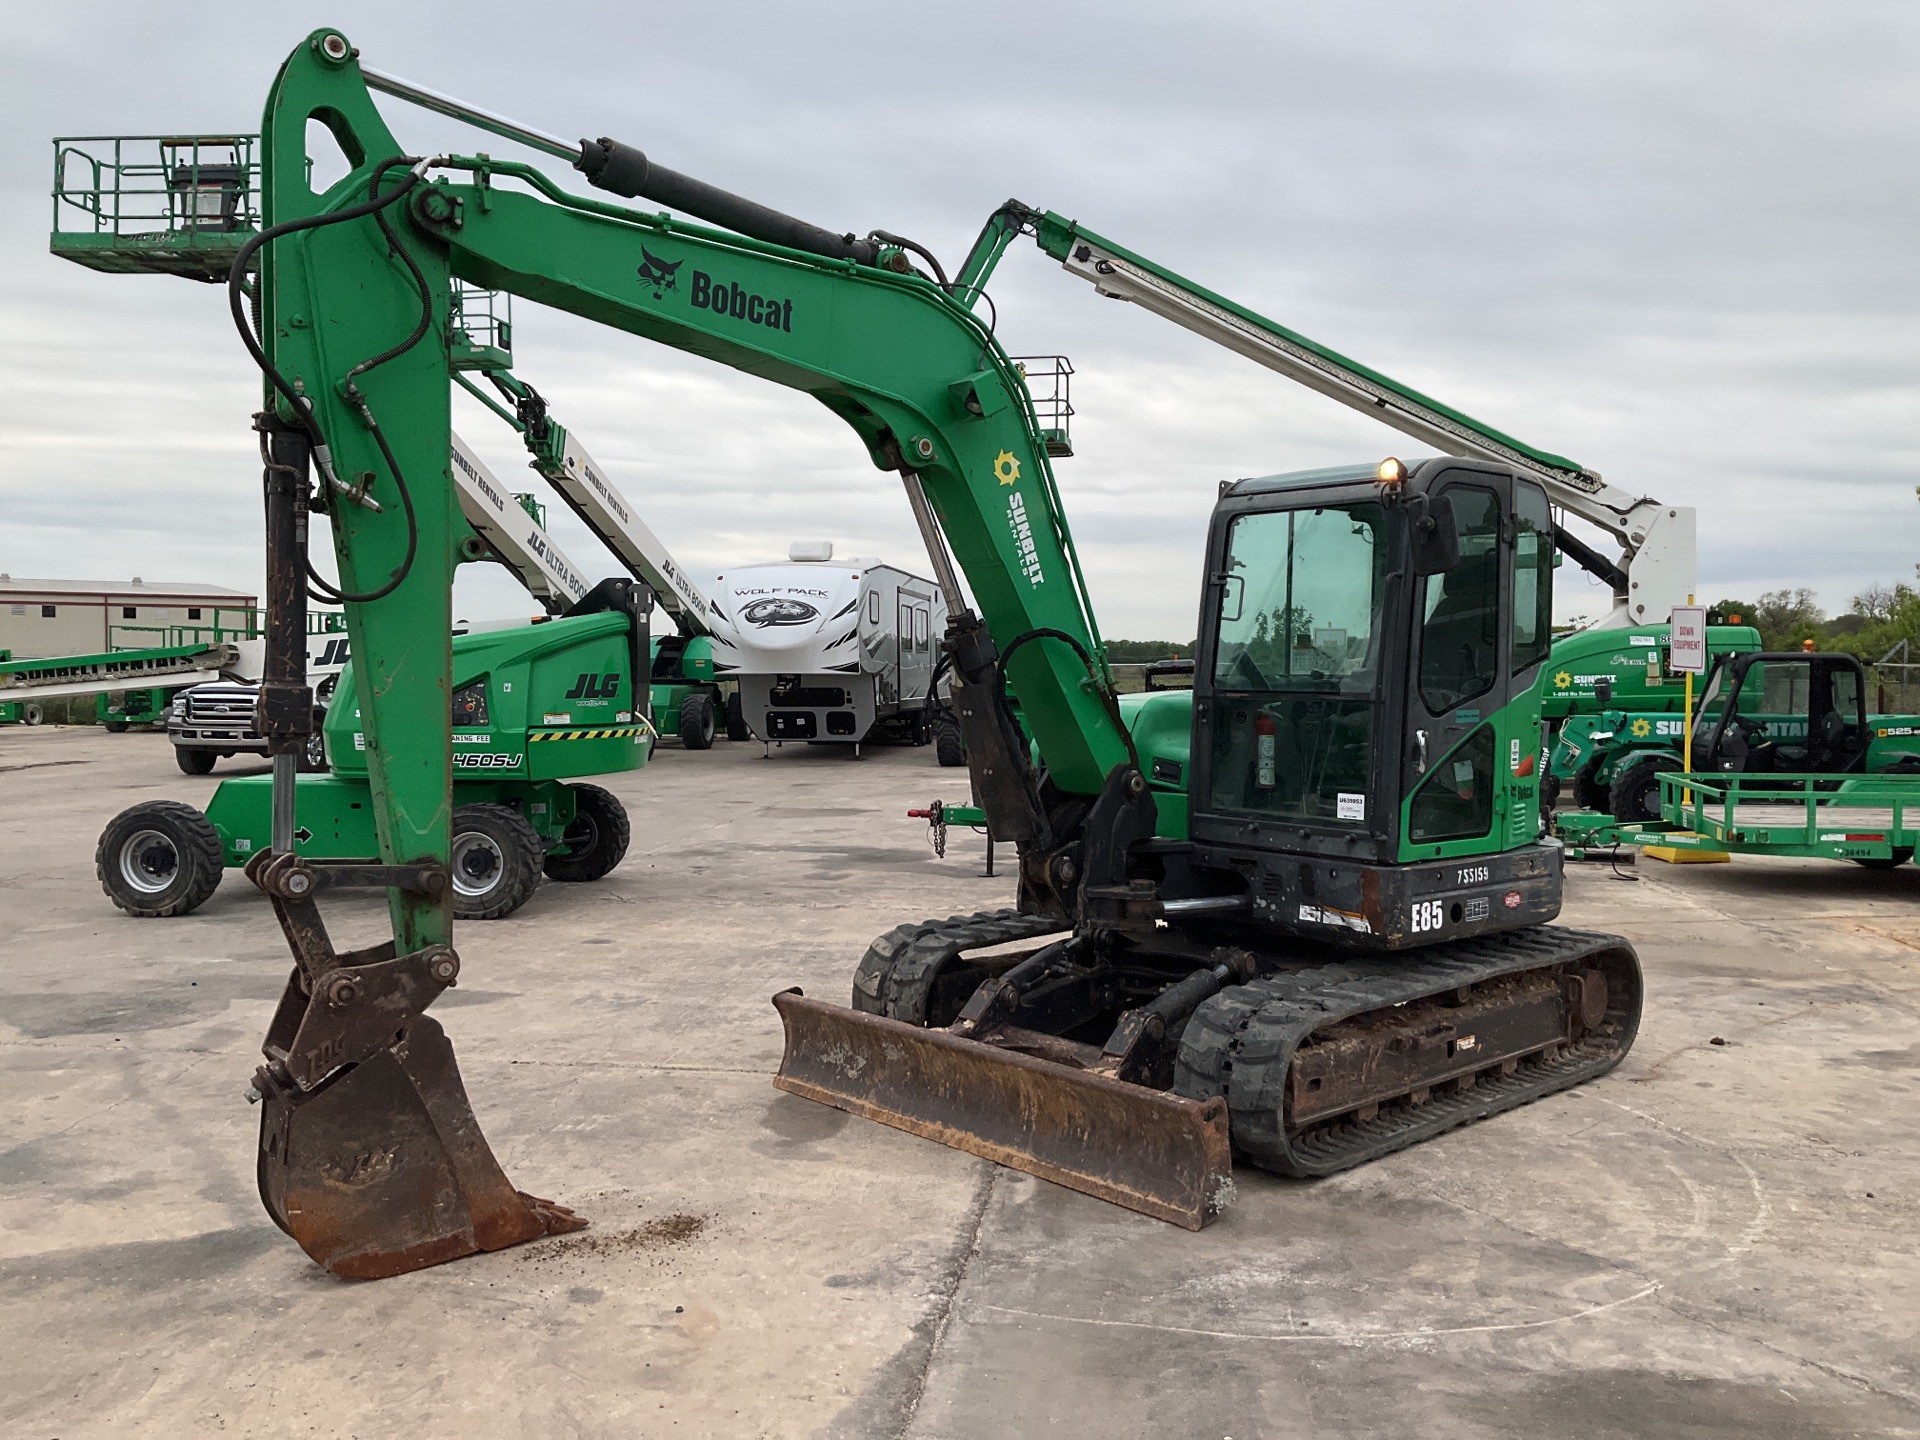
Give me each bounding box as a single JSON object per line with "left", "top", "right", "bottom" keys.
{"left": 1399, "top": 471, "right": 1554, "bottom": 860}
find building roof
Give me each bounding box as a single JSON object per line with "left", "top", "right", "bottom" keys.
{"left": 0, "top": 575, "right": 254, "bottom": 600}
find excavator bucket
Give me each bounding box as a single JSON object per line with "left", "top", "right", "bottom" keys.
{"left": 772, "top": 990, "right": 1234, "bottom": 1229}
{"left": 256, "top": 999, "right": 584, "bottom": 1280}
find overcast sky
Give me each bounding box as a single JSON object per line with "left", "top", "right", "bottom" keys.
{"left": 3, "top": 2, "right": 1914, "bottom": 638}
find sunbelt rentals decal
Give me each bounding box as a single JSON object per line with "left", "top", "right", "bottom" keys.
{"left": 1006, "top": 492, "right": 1045, "bottom": 587}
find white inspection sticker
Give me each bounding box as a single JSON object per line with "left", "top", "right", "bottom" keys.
{"left": 1336, "top": 793, "right": 1365, "bottom": 821}
{"left": 1299, "top": 903, "right": 1374, "bottom": 935}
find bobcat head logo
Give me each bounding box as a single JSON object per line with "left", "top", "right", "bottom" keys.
{"left": 637, "top": 248, "right": 683, "bottom": 299}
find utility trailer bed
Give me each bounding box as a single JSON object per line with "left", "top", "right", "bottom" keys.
{"left": 1559, "top": 772, "right": 1920, "bottom": 863}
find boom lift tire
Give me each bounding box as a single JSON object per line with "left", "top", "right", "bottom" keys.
{"left": 175, "top": 748, "right": 217, "bottom": 776}
{"left": 450, "top": 803, "right": 545, "bottom": 919}
{"left": 933, "top": 716, "right": 965, "bottom": 768}
{"left": 543, "top": 783, "right": 631, "bottom": 882}
{"left": 1609, "top": 757, "right": 1666, "bottom": 825}
{"left": 725, "top": 691, "right": 753, "bottom": 741}
{"left": 104, "top": 721, "right": 130, "bottom": 733}
{"left": 96, "top": 800, "right": 224, "bottom": 917}
{"left": 679, "top": 692, "right": 717, "bottom": 750}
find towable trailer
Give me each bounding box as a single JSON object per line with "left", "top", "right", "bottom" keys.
{"left": 716, "top": 543, "right": 946, "bottom": 751}
{"left": 1558, "top": 649, "right": 1920, "bottom": 865}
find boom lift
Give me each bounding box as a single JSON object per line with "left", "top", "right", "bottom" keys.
{"left": 454, "top": 365, "right": 745, "bottom": 746}
{"left": 197, "top": 32, "right": 1641, "bottom": 1275}
{"left": 965, "top": 213, "right": 1696, "bottom": 630}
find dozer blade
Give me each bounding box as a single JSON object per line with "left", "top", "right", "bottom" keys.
{"left": 257, "top": 1014, "right": 585, "bottom": 1280}
{"left": 772, "top": 990, "right": 1233, "bottom": 1229}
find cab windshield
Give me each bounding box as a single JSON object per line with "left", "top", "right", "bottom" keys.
{"left": 1207, "top": 501, "right": 1393, "bottom": 824}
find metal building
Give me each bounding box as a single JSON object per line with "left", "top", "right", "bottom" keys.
{"left": 0, "top": 575, "right": 256, "bottom": 658}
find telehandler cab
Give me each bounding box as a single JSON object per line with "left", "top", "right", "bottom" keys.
{"left": 181, "top": 31, "right": 1640, "bottom": 1276}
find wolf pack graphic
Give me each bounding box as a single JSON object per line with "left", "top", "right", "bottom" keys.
{"left": 637, "top": 247, "right": 683, "bottom": 299}
{"left": 742, "top": 597, "right": 820, "bottom": 628}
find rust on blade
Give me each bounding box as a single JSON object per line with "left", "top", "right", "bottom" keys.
{"left": 771, "top": 990, "right": 1233, "bottom": 1230}
{"left": 258, "top": 1012, "right": 586, "bottom": 1280}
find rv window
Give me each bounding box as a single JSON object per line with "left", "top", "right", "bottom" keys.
{"left": 913, "top": 609, "right": 928, "bottom": 646}
{"left": 867, "top": 592, "right": 880, "bottom": 625}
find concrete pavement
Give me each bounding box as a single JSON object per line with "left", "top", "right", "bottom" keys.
{"left": 2, "top": 725, "right": 1916, "bottom": 1438}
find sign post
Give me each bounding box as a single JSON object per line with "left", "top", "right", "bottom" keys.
{"left": 1670, "top": 601, "right": 1708, "bottom": 803}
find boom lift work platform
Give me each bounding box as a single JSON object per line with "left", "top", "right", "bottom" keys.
{"left": 62, "top": 33, "right": 1649, "bottom": 1278}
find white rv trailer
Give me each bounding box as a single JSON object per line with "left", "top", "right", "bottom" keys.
{"left": 712, "top": 543, "right": 946, "bottom": 750}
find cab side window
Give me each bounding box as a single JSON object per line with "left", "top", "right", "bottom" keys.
{"left": 1511, "top": 483, "right": 1553, "bottom": 674}
{"left": 1419, "top": 487, "right": 1501, "bottom": 714}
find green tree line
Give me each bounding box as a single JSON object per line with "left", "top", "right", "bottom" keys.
{"left": 1709, "top": 584, "right": 1920, "bottom": 660}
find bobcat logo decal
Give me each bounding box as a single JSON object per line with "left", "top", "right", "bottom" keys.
{"left": 637, "top": 247, "right": 683, "bottom": 299}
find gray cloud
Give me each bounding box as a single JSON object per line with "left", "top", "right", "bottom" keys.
{"left": 2, "top": 1, "right": 1913, "bottom": 638}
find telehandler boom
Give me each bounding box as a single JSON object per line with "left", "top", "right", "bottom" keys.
{"left": 219, "top": 31, "right": 1641, "bottom": 1274}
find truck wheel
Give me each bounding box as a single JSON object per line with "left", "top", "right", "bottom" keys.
{"left": 299, "top": 731, "right": 328, "bottom": 773}
{"left": 1573, "top": 759, "right": 1609, "bottom": 813}
{"left": 1609, "top": 758, "right": 1666, "bottom": 825}
{"left": 1852, "top": 848, "right": 1914, "bottom": 870}
{"left": 724, "top": 691, "right": 753, "bottom": 741}
{"left": 175, "top": 748, "right": 217, "bottom": 776}
{"left": 104, "top": 721, "right": 130, "bottom": 734}
{"left": 544, "top": 783, "right": 631, "bottom": 882}
{"left": 933, "top": 717, "right": 965, "bottom": 768}
{"left": 680, "top": 693, "right": 717, "bottom": 750}
{"left": 450, "top": 804, "right": 544, "bottom": 920}
{"left": 22, "top": 703, "right": 43, "bottom": 726}
{"left": 96, "top": 800, "right": 224, "bottom": 918}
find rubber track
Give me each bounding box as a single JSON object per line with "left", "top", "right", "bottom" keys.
{"left": 1174, "top": 925, "right": 1642, "bottom": 1177}
{"left": 851, "top": 908, "right": 1069, "bottom": 1025}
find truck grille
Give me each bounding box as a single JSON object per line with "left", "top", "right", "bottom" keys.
{"left": 184, "top": 686, "right": 259, "bottom": 727}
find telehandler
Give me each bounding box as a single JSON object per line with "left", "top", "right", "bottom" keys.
{"left": 124, "top": 31, "right": 1646, "bottom": 1276}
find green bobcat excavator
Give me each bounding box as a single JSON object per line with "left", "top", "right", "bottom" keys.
{"left": 201, "top": 30, "right": 1641, "bottom": 1276}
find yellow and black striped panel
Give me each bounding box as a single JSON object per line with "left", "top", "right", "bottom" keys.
{"left": 528, "top": 724, "right": 650, "bottom": 743}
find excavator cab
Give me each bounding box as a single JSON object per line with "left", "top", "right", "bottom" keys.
{"left": 1188, "top": 457, "right": 1561, "bottom": 945}
{"left": 1693, "top": 652, "right": 1870, "bottom": 777}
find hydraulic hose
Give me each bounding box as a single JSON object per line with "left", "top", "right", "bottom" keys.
{"left": 228, "top": 158, "right": 435, "bottom": 604}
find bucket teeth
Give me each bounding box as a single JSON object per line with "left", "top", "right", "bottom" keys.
{"left": 771, "top": 989, "right": 1234, "bottom": 1230}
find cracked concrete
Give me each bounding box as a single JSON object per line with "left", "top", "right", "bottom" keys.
{"left": 2, "top": 725, "right": 1917, "bottom": 1438}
